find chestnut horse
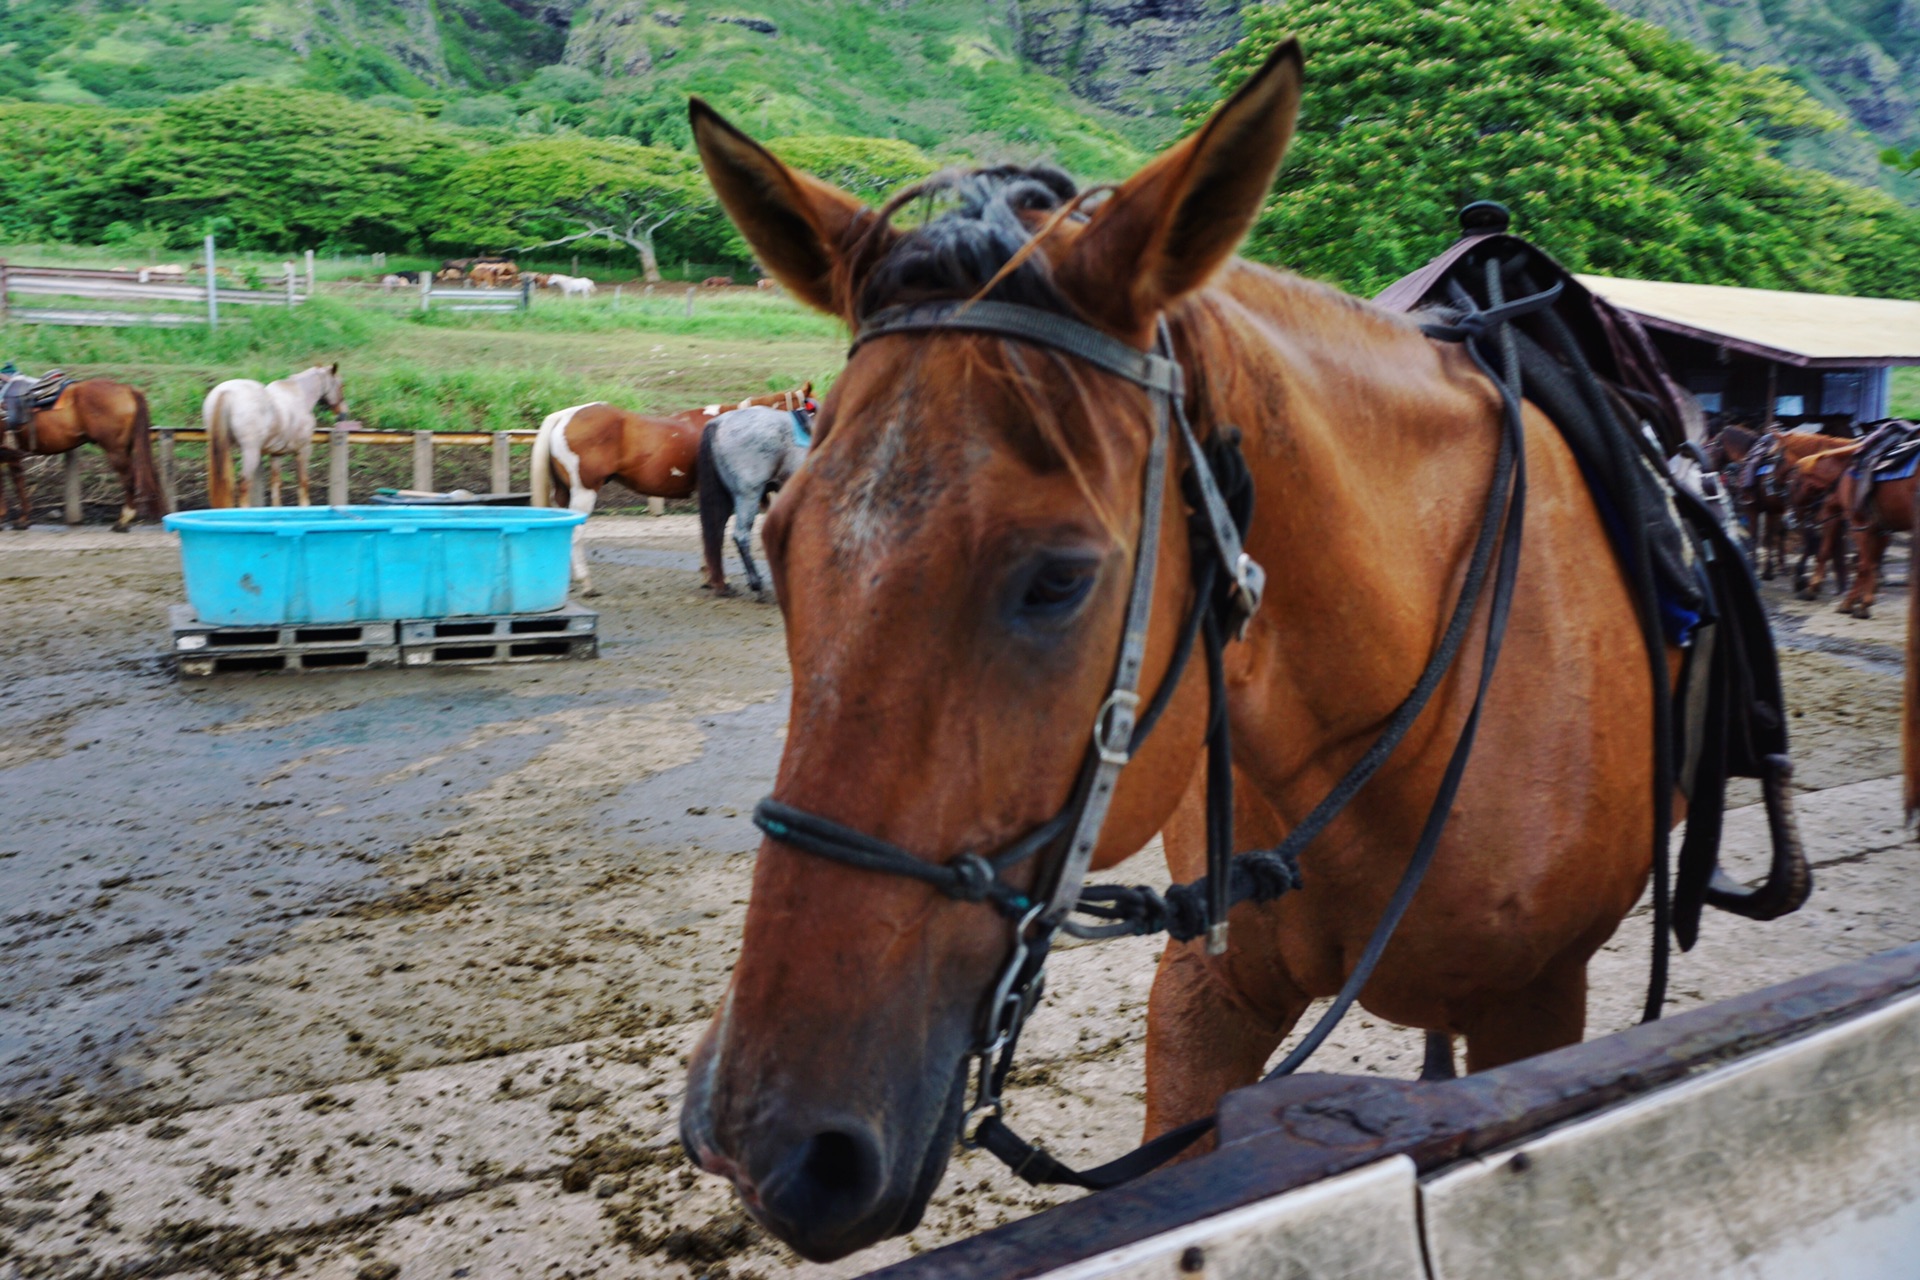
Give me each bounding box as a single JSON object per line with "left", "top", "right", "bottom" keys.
{"left": 1787, "top": 444, "right": 1857, "bottom": 599}
{"left": 679, "top": 46, "right": 1700, "bottom": 1260}
{"left": 529, "top": 385, "right": 813, "bottom": 595}
{"left": 1835, "top": 463, "right": 1914, "bottom": 619}
{"left": 0, "top": 379, "right": 162, "bottom": 531}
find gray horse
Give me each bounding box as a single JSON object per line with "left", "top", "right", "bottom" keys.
{"left": 698, "top": 405, "right": 809, "bottom": 595}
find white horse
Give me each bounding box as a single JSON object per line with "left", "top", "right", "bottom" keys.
{"left": 203, "top": 364, "right": 347, "bottom": 508}
{"left": 545, "top": 273, "right": 597, "bottom": 298}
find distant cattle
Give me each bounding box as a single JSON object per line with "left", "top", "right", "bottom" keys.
{"left": 701, "top": 276, "right": 734, "bottom": 288}
{"left": 137, "top": 265, "right": 187, "bottom": 283}
{"left": 755, "top": 278, "right": 779, "bottom": 292}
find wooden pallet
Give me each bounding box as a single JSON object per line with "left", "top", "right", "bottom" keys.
{"left": 397, "top": 601, "right": 596, "bottom": 646}
{"left": 399, "top": 633, "right": 598, "bottom": 667}
{"left": 169, "top": 602, "right": 597, "bottom": 676}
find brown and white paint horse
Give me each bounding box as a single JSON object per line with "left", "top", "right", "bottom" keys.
{"left": 530, "top": 385, "right": 812, "bottom": 595}
{"left": 679, "top": 45, "right": 1688, "bottom": 1260}
{"left": 0, "top": 378, "right": 163, "bottom": 530}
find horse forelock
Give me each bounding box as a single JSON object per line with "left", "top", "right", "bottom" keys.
{"left": 847, "top": 164, "right": 1080, "bottom": 323}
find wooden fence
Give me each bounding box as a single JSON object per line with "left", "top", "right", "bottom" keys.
{"left": 3, "top": 239, "right": 309, "bottom": 328}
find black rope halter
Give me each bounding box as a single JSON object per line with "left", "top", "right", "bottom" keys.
{"left": 750, "top": 280, "right": 1555, "bottom": 1190}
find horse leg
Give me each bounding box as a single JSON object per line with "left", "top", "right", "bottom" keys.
{"left": 294, "top": 444, "right": 313, "bottom": 507}
{"left": 1144, "top": 773, "right": 1308, "bottom": 1148}
{"left": 106, "top": 442, "right": 138, "bottom": 532}
{"left": 568, "top": 483, "right": 599, "bottom": 597}
{"left": 1861, "top": 530, "right": 1890, "bottom": 618}
{"left": 239, "top": 443, "right": 263, "bottom": 508}
{"left": 733, "top": 489, "right": 766, "bottom": 596}
{"left": 0, "top": 456, "right": 18, "bottom": 529}
{"left": 1458, "top": 947, "right": 1590, "bottom": 1073}
{"left": 268, "top": 456, "right": 283, "bottom": 507}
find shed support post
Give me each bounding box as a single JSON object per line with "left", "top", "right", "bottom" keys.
{"left": 421, "top": 272, "right": 432, "bottom": 313}
{"left": 305, "top": 249, "right": 316, "bottom": 298}
{"left": 329, "top": 426, "right": 350, "bottom": 505}
{"left": 491, "top": 432, "right": 511, "bottom": 496}
{"left": 412, "top": 431, "right": 434, "bottom": 493}
{"left": 63, "top": 450, "right": 82, "bottom": 524}
{"left": 156, "top": 429, "right": 177, "bottom": 513}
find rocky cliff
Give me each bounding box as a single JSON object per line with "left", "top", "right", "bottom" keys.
{"left": 1607, "top": 0, "right": 1919, "bottom": 146}
{"left": 1009, "top": 0, "right": 1245, "bottom": 122}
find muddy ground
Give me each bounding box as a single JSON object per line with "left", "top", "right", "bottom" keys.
{"left": 1, "top": 521, "right": 1915, "bottom": 1279}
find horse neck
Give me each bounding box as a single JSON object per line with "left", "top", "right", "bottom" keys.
{"left": 277, "top": 367, "right": 326, "bottom": 407}
{"left": 1168, "top": 266, "right": 1510, "bottom": 723}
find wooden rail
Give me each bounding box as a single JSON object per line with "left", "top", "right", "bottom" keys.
{"left": 143, "top": 426, "right": 539, "bottom": 513}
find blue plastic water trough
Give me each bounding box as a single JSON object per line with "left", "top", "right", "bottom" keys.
{"left": 163, "top": 506, "right": 586, "bottom": 626}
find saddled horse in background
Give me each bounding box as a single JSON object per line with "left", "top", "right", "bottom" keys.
{"left": 1708, "top": 426, "right": 1853, "bottom": 579}
{"left": 1836, "top": 445, "right": 1917, "bottom": 620}
{"left": 672, "top": 46, "right": 1800, "bottom": 1260}
{"left": 203, "top": 364, "right": 347, "bottom": 508}
{"left": 1786, "top": 444, "right": 1857, "bottom": 600}
{"left": 696, "top": 405, "right": 809, "bottom": 596}
{"left": 0, "top": 378, "right": 163, "bottom": 530}
{"left": 531, "top": 384, "right": 813, "bottom": 595}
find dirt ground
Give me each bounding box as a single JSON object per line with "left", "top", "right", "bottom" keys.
{"left": 1, "top": 520, "right": 1915, "bottom": 1279}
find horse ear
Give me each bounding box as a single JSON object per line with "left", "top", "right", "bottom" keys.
{"left": 690, "top": 98, "right": 892, "bottom": 317}
{"left": 1057, "top": 41, "right": 1302, "bottom": 333}
{"left": 330, "top": 363, "right": 338, "bottom": 375}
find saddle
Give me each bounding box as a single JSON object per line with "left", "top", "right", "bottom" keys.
{"left": 1378, "top": 208, "right": 1806, "bottom": 960}
{"left": 1850, "top": 419, "right": 1920, "bottom": 519}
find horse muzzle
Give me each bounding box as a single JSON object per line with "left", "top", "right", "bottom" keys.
{"left": 679, "top": 1014, "right": 968, "bottom": 1261}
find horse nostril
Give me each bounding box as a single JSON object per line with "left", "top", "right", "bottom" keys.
{"left": 761, "top": 1126, "right": 886, "bottom": 1230}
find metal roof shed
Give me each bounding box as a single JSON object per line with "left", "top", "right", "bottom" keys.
{"left": 1574, "top": 275, "right": 1920, "bottom": 429}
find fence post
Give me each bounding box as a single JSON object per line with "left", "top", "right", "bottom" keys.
{"left": 0, "top": 259, "right": 9, "bottom": 325}
{"left": 648, "top": 496, "right": 665, "bottom": 516}
{"left": 612, "top": 284, "right": 621, "bottom": 311}
{"left": 411, "top": 431, "right": 434, "bottom": 492}
{"left": 521, "top": 277, "right": 531, "bottom": 311}
{"left": 156, "top": 429, "right": 177, "bottom": 512}
{"left": 63, "top": 450, "right": 83, "bottom": 524}
{"left": 305, "top": 248, "right": 316, "bottom": 298}
{"left": 491, "top": 432, "right": 511, "bottom": 496}
{"left": 286, "top": 263, "right": 297, "bottom": 309}
{"left": 328, "top": 426, "right": 350, "bottom": 505}
{"left": 685, "top": 287, "right": 694, "bottom": 318}
{"left": 203, "top": 235, "right": 218, "bottom": 329}
{"left": 420, "top": 271, "right": 432, "bottom": 313}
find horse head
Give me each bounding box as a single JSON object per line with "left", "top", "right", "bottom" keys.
{"left": 678, "top": 42, "right": 1303, "bottom": 1261}
{"left": 315, "top": 362, "right": 347, "bottom": 418}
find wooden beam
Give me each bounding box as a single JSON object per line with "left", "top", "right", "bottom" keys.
{"left": 411, "top": 431, "right": 434, "bottom": 492}
{"left": 328, "top": 426, "right": 350, "bottom": 505}
{"left": 490, "top": 432, "right": 512, "bottom": 496}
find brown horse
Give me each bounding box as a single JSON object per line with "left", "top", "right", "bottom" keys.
{"left": 1787, "top": 445, "right": 1857, "bottom": 599}
{"left": 529, "top": 385, "right": 813, "bottom": 594}
{"left": 1835, "top": 463, "right": 1914, "bottom": 619}
{"left": 0, "top": 379, "right": 163, "bottom": 531}
{"left": 678, "top": 47, "right": 1702, "bottom": 1260}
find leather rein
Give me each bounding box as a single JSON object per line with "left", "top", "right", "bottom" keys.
{"left": 751, "top": 280, "right": 1556, "bottom": 1189}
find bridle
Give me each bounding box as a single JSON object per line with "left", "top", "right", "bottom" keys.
{"left": 752, "top": 277, "right": 1552, "bottom": 1189}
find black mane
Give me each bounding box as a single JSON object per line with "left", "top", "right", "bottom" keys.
{"left": 856, "top": 164, "right": 1079, "bottom": 319}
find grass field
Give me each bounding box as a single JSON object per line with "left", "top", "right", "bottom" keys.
{"left": 0, "top": 277, "right": 846, "bottom": 433}
{"left": 1893, "top": 368, "right": 1920, "bottom": 419}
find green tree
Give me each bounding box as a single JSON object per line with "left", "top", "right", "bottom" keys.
{"left": 0, "top": 105, "right": 156, "bottom": 243}
{"left": 766, "top": 135, "right": 940, "bottom": 200}
{"left": 126, "top": 86, "right": 459, "bottom": 250}
{"left": 1212, "top": 0, "right": 1920, "bottom": 299}
{"left": 427, "top": 136, "right": 721, "bottom": 280}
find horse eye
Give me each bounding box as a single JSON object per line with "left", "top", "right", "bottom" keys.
{"left": 1019, "top": 558, "right": 1096, "bottom": 617}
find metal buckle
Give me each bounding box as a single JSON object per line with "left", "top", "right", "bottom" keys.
{"left": 1093, "top": 691, "right": 1141, "bottom": 766}
{"left": 1231, "top": 552, "right": 1266, "bottom": 640}
{"left": 963, "top": 903, "right": 1047, "bottom": 1144}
